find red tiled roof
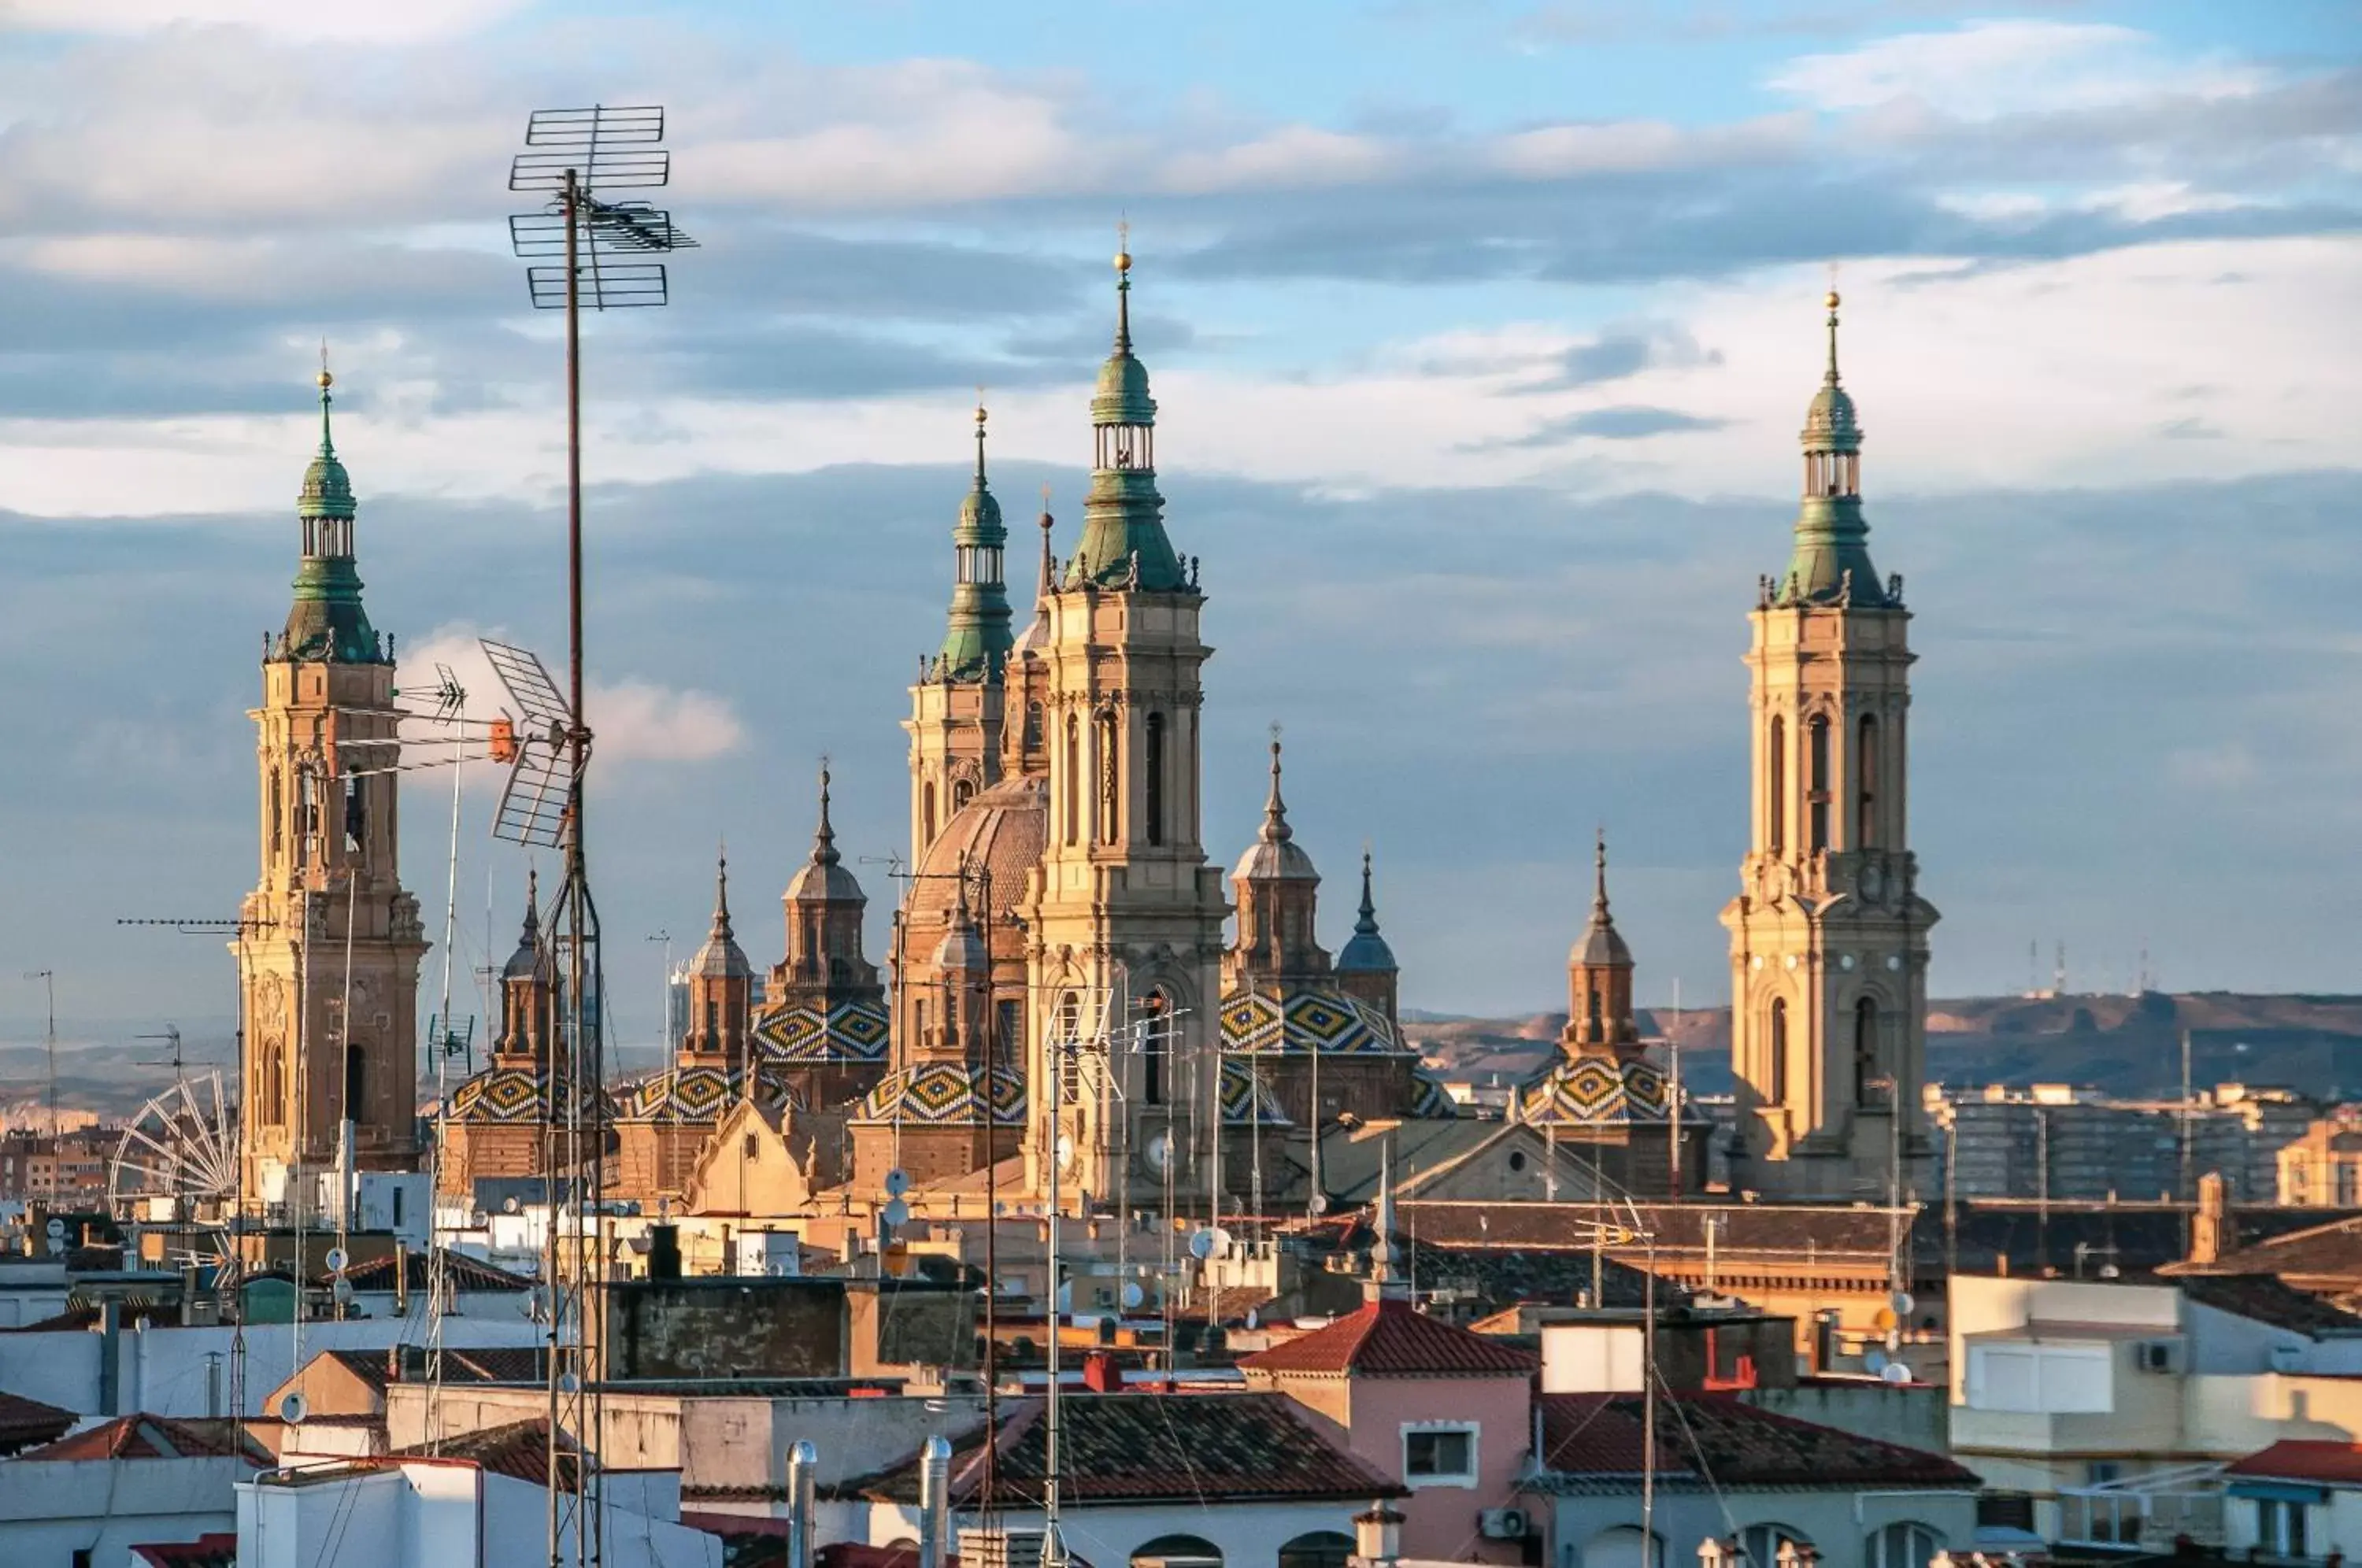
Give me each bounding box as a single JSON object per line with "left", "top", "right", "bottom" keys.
{"left": 0, "top": 1389, "right": 77, "bottom": 1453}
{"left": 131, "top": 1533, "right": 239, "bottom": 1568}
{"left": 2173, "top": 1275, "right": 2362, "bottom": 1337}
{"left": 1537, "top": 1393, "right": 1978, "bottom": 1489}
{"left": 394, "top": 1417, "right": 579, "bottom": 1486}
{"left": 326, "top": 1344, "right": 547, "bottom": 1393}
{"left": 336, "top": 1250, "right": 534, "bottom": 1294}
{"left": 2227, "top": 1441, "right": 2362, "bottom": 1486}
{"left": 20, "top": 1415, "right": 271, "bottom": 1465}
{"left": 848, "top": 1392, "right": 1401, "bottom": 1509}
{"left": 1239, "top": 1298, "right": 1538, "bottom": 1377}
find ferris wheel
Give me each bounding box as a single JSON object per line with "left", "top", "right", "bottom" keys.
{"left": 108, "top": 1070, "right": 239, "bottom": 1268}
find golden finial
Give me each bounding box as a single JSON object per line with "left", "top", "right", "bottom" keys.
{"left": 975, "top": 386, "right": 988, "bottom": 429}
{"left": 1825, "top": 289, "right": 1841, "bottom": 311}
{"left": 317, "top": 338, "right": 333, "bottom": 391}
{"left": 1116, "top": 216, "right": 1131, "bottom": 275}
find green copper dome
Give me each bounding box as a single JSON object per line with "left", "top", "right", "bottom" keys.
{"left": 1777, "top": 294, "right": 1888, "bottom": 609}
{"left": 1065, "top": 248, "right": 1190, "bottom": 594}
{"left": 277, "top": 369, "right": 384, "bottom": 665}
{"left": 936, "top": 404, "right": 1014, "bottom": 681}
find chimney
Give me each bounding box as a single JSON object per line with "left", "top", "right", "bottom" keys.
{"left": 918, "top": 1434, "right": 952, "bottom": 1568}
{"left": 649, "top": 1223, "right": 683, "bottom": 1281}
{"left": 2191, "top": 1170, "right": 2228, "bottom": 1266}
{"left": 786, "top": 1439, "right": 816, "bottom": 1568}
{"left": 1082, "top": 1351, "right": 1120, "bottom": 1392}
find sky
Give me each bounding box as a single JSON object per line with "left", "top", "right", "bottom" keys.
{"left": 0, "top": 0, "right": 2357, "bottom": 1062}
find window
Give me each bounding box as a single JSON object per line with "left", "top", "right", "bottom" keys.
{"left": 1097, "top": 713, "right": 1120, "bottom": 844}
{"left": 953, "top": 777, "right": 974, "bottom": 811}
{"left": 269, "top": 769, "right": 283, "bottom": 858}
{"left": 1129, "top": 1536, "right": 1220, "bottom": 1568}
{"left": 1278, "top": 1532, "right": 1353, "bottom": 1568}
{"left": 914, "top": 998, "right": 930, "bottom": 1047}
{"left": 1864, "top": 1524, "right": 1941, "bottom": 1568}
{"left": 2257, "top": 1498, "right": 2309, "bottom": 1559}
{"left": 1738, "top": 1525, "right": 1811, "bottom": 1568}
{"left": 1402, "top": 1423, "right": 1476, "bottom": 1486}
{"left": 923, "top": 781, "right": 938, "bottom": 851}
{"left": 1023, "top": 701, "right": 1043, "bottom": 754}
{"left": 1141, "top": 990, "right": 1167, "bottom": 1105}
{"left": 2340, "top": 1164, "right": 2359, "bottom": 1207}
{"left": 343, "top": 1043, "right": 367, "bottom": 1121}
{"left": 1853, "top": 998, "right": 1882, "bottom": 1108}
{"left": 1768, "top": 999, "right": 1789, "bottom": 1104}
{"left": 1586, "top": 984, "right": 1602, "bottom": 1035}
{"left": 1808, "top": 715, "right": 1831, "bottom": 850}
{"left": 1144, "top": 712, "right": 1166, "bottom": 846}
{"left": 295, "top": 768, "right": 320, "bottom": 867}
{"left": 1064, "top": 717, "right": 1079, "bottom": 845}
{"left": 996, "top": 1000, "right": 1023, "bottom": 1056}
{"left": 1768, "top": 716, "right": 1786, "bottom": 855}
{"left": 1965, "top": 1340, "right": 2112, "bottom": 1412}
{"left": 744, "top": 1133, "right": 761, "bottom": 1159}
{"left": 1857, "top": 714, "right": 1879, "bottom": 847}
{"left": 1509, "top": 1150, "right": 1527, "bottom": 1172}
{"left": 343, "top": 773, "right": 366, "bottom": 855}
{"left": 391, "top": 1186, "right": 404, "bottom": 1228}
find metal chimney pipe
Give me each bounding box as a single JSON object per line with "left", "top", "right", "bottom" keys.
{"left": 786, "top": 1438, "right": 817, "bottom": 1568}
{"left": 917, "top": 1433, "right": 952, "bottom": 1568}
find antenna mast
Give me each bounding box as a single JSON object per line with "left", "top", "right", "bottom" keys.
{"left": 505, "top": 101, "right": 696, "bottom": 1568}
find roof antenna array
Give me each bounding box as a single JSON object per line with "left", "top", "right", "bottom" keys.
{"left": 504, "top": 102, "right": 696, "bottom": 1568}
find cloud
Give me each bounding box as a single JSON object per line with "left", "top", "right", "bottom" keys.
{"left": 2, "top": 0, "right": 526, "bottom": 42}
{"left": 403, "top": 626, "right": 746, "bottom": 770}
{"left": 1515, "top": 321, "right": 1725, "bottom": 392}
{"left": 2157, "top": 416, "right": 2226, "bottom": 441}
{"left": 1484, "top": 405, "right": 1731, "bottom": 447}
{"left": 1767, "top": 20, "right": 2271, "bottom": 119}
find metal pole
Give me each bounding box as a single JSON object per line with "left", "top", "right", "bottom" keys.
{"left": 919, "top": 1434, "right": 951, "bottom": 1568}
{"left": 1043, "top": 1015, "right": 1067, "bottom": 1567}
{"left": 786, "top": 1440, "right": 816, "bottom": 1568}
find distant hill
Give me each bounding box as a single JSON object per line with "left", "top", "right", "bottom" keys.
{"left": 1408, "top": 991, "right": 2362, "bottom": 1103}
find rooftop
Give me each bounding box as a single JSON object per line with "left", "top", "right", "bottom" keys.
{"left": 131, "top": 1534, "right": 239, "bottom": 1568}
{"left": 2227, "top": 1440, "right": 2362, "bottom": 1487}
{"left": 0, "top": 1387, "right": 77, "bottom": 1454}
{"left": 1241, "top": 1298, "right": 1538, "bottom": 1378}
{"left": 846, "top": 1392, "right": 1400, "bottom": 1509}
{"left": 18, "top": 1413, "right": 271, "bottom": 1465}
{"left": 1535, "top": 1392, "right": 1979, "bottom": 1492}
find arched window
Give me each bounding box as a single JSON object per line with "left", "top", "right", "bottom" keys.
{"left": 1808, "top": 715, "right": 1831, "bottom": 850}
{"left": 1130, "top": 1536, "right": 1221, "bottom": 1568}
{"left": 1023, "top": 700, "right": 1043, "bottom": 753}
{"left": 1583, "top": 1526, "right": 1664, "bottom": 1568}
{"left": 1063, "top": 716, "right": 1080, "bottom": 845}
{"left": 1097, "top": 712, "right": 1120, "bottom": 845}
{"left": 268, "top": 769, "right": 283, "bottom": 858}
{"left": 1854, "top": 997, "right": 1882, "bottom": 1107}
{"left": 1056, "top": 992, "right": 1083, "bottom": 1101}
{"left": 1738, "top": 1524, "right": 1812, "bottom": 1568}
{"left": 953, "top": 777, "right": 974, "bottom": 811}
{"left": 343, "top": 1042, "right": 367, "bottom": 1122}
{"left": 294, "top": 767, "right": 319, "bottom": 868}
{"left": 1141, "top": 989, "right": 1168, "bottom": 1105}
{"left": 1278, "top": 1532, "right": 1353, "bottom": 1568}
{"left": 1857, "top": 713, "right": 1879, "bottom": 847}
{"left": 1769, "top": 998, "right": 1789, "bottom": 1104}
{"left": 1768, "top": 716, "right": 1786, "bottom": 856}
{"left": 1144, "top": 712, "right": 1166, "bottom": 847}
{"left": 1865, "top": 1523, "right": 1942, "bottom": 1568}
{"left": 1586, "top": 984, "right": 1603, "bottom": 1035}
{"left": 922, "top": 781, "right": 938, "bottom": 852}
{"left": 343, "top": 774, "right": 366, "bottom": 856}
{"left": 705, "top": 999, "right": 718, "bottom": 1047}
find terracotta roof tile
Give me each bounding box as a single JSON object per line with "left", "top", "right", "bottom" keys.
{"left": 336, "top": 1249, "right": 535, "bottom": 1294}
{"left": 1536, "top": 1393, "right": 1978, "bottom": 1490}
{"left": 394, "top": 1417, "right": 580, "bottom": 1487}
{"left": 1240, "top": 1298, "right": 1538, "bottom": 1377}
{"left": 849, "top": 1392, "right": 1401, "bottom": 1509}
{"left": 2227, "top": 1440, "right": 2362, "bottom": 1486}
{"left": 0, "top": 1389, "right": 77, "bottom": 1454}
{"left": 327, "top": 1344, "right": 548, "bottom": 1392}
{"left": 2174, "top": 1274, "right": 2362, "bottom": 1337}
{"left": 19, "top": 1415, "right": 270, "bottom": 1465}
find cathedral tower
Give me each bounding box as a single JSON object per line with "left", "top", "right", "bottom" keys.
{"left": 757, "top": 767, "right": 890, "bottom": 1111}
{"left": 1565, "top": 831, "right": 1637, "bottom": 1051}
{"left": 1723, "top": 294, "right": 1937, "bottom": 1200}
{"left": 1333, "top": 850, "right": 1400, "bottom": 1031}
{"left": 1022, "top": 243, "right": 1229, "bottom": 1208}
{"left": 905, "top": 403, "right": 1013, "bottom": 861}
{"left": 1224, "top": 738, "right": 1330, "bottom": 993}
{"left": 238, "top": 368, "right": 427, "bottom": 1206}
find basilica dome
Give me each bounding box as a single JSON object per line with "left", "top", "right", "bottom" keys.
{"left": 905, "top": 775, "right": 1047, "bottom": 930}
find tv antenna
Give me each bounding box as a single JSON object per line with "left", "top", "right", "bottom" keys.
{"left": 135, "top": 1026, "right": 190, "bottom": 1081}
{"left": 505, "top": 102, "right": 695, "bottom": 1568}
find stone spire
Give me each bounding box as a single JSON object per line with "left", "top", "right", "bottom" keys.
{"left": 1234, "top": 734, "right": 1317, "bottom": 884}
{"left": 1782, "top": 290, "right": 1887, "bottom": 607}
{"left": 280, "top": 354, "right": 382, "bottom": 665}
{"left": 1336, "top": 849, "right": 1398, "bottom": 977}
{"left": 1567, "top": 829, "right": 1637, "bottom": 1052}
{"left": 690, "top": 851, "right": 751, "bottom": 981}
{"left": 1068, "top": 231, "right": 1187, "bottom": 591}
{"left": 937, "top": 398, "right": 1014, "bottom": 680}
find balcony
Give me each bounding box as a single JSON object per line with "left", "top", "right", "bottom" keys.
{"left": 2057, "top": 1467, "right": 2227, "bottom": 1554}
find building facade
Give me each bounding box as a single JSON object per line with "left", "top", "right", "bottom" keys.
{"left": 1724, "top": 294, "right": 1936, "bottom": 1203}
{"left": 236, "top": 370, "right": 427, "bottom": 1207}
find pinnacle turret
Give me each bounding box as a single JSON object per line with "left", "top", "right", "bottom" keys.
{"left": 1068, "top": 235, "right": 1187, "bottom": 592}
{"left": 277, "top": 357, "right": 383, "bottom": 665}
{"left": 937, "top": 400, "right": 1014, "bottom": 681}
{"left": 1779, "top": 290, "right": 1887, "bottom": 608}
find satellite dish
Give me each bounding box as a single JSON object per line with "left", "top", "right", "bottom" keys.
{"left": 1145, "top": 1134, "right": 1172, "bottom": 1174}
{"left": 1309, "top": 1193, "right": 1329, "bottom": 1215}
{"left": 45, "top": 1219, "right": 66, "bottom": 1242}
{"left": 1864, "top": 1349, "right": 1889, "bottom": 1374}
{"left": 1188, "top": 1229, "right": 1216, "bottom": 1261}
{"left": 1207, "top": 1226, "right": 1234, "bottom": 1255}
{"left": 557, "top": 1371, "right": 580, "bottom": 1394}
{"left": 1055, "top": 1134, "right": 1075, "bottom": 1171}
{"left": 324, "top": 1247, "right": 349, "bottom": 1275}
{"left": 1120, "top": 1281, "right": 1145, "bottom": 1310}
{"left": 881, "top": 1198, "right": 911, "bottom": 1229}
{"left": 1881, "top": 1361, "right": 1913, "bottom": 1385}
{"left": 278, "top": 1392, "right": 308, "bottom": 1425}
{"left": 502, "top": 1196, "right": 521, "bottom": 1215}
{"left": 884, "top": 1169, "right": 910, "bottom": 1199}
{"left": 1890, "top": 1290, "right": 1915, "bottom": 1316}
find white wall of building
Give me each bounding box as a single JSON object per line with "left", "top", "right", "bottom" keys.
{"left": 0, "top": 1455, "right": 246, "bottom": 1568}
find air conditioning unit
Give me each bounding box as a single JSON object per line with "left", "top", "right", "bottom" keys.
{"left": 2136, "top": 1338, "right": 2185, "bottom": 1374}
{"left": 1479, "top": 1507, "right": 1531, "bottom": 1540}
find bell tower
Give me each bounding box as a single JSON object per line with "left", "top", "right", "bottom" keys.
{"left": 238, "top": 365, "right": 428, "bottom": 1207}
{"left": 1023, "top": 240, "right": 1229, "bottom": 1209}
{"left": 1723, "top": 294, "right": 1937, "bottom": 1200}
{"left": 905, "top": 402, "right": 1013, "bottom": 861}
